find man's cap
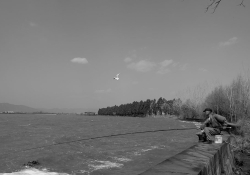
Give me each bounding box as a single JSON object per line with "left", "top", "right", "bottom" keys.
{"left": 203, "top": 108, "right": 213, "bottom": 112}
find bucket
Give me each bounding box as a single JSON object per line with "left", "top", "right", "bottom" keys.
{"left": 215, "top": 135, "right": 222, "bottom": 143}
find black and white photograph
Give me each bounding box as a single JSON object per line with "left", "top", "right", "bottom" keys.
{"left": 0, "top": 0, "right": 250, "bottom": 174}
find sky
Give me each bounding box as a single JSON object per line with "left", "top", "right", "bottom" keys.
{"left": 0, "top": 0, "right": 250, "bottom": 111}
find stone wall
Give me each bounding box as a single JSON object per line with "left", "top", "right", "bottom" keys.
{"left": 139, "top": 133, "right": 235, "bottom": 175}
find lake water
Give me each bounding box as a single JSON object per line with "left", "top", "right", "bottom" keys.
{"left": 0, "top": 114, "right": 199, "bottom": 175}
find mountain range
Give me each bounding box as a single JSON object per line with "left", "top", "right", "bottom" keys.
{"left": 0, "top": 103, "right": 98, "bottom": 113}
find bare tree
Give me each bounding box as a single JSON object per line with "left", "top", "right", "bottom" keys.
{"left": 206, "top": 0, "right": 246, "bottom": 13}
{"left": 176, "top": 81, "right": 217, "bottom": 111}
{"left": 225, "top": 85, "right": 235, "bottom": 121}
{"left": 175, "top": 81, "right": 217, "bottom": 119}
{"left": 225, "top": 73, "right": 250, "bottom": 122}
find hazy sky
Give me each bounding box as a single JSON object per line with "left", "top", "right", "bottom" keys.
{"left": 0, "top": 0, "right": 250, "bottom": 110}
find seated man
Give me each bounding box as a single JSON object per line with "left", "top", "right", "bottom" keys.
{"left": 197, "top": 108, "right": 238, "bottom": 144}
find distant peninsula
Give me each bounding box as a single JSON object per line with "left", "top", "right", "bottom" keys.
{"left": 0, "top": 103, "right": 97, "bottom": 114}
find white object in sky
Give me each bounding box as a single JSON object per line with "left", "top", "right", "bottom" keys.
{"left": 114, "top": 73, "right": 120, "bottom": 80}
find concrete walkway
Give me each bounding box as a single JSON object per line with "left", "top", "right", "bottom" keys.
{"left": 139, "top": 133, "right": 235, "bottom": 175}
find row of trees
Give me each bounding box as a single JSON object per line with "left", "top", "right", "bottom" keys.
{"left": 98, "top": 73, "right": 250, "bottom": 122}
{"left": 179, "top": 74, "right": 250, "bottom": 122}
{"left": 98, "top": 98, "right": 182, "bottom": 117}
{"left": 204, "top": 75, "right": 250, "bottom": 122}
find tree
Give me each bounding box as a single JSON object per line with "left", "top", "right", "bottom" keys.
{"left": 225, "top": 74, "right": 250, "bottom": 121}
{"left": 180, "top": 99, "right": 199, "bottom": 120}
{"left": 204, "top": 85, "right": 230, "bottom": 119}
{"left": 176, "top": 82, "right": 212, "bottom": 117}
{"left": 149, "top": 99, "right": 156, "bottom": 115}
{"left": 143, "top": 99, "right": 152, "bottom": 116}
{"left": 172, "top": 98, "right": 182, "bottom": 115}
{"left": 206, "top": 0, "right": 246, "bottom": 13}
{"left": 156, "top": 97, "right": 165, "bottom": 115}
{"left": 138, "top": 100, "right": 145, "bottom": 116}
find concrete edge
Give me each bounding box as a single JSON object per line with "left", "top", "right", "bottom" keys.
{"left": 139, "top": 134, "right": 235, "bottom": 175}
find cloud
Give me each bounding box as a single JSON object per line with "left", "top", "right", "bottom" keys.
{"left": 127, "top": 60, "right": 156, "bottom": 72}
{"left": 171, "top": 62, "right": 180, "bottom": 67}
{"left": 159, "top": 59, "right": 173, "bottom": 67}
{"left": 95, "top": 88, "right": 111, "bottom": 93}
{"left": 157, "top": 59, "right": 173, "bottom": 74}
{"left": 219, "top": 37, "right": 238, "bottom": 47}
{"left": 199, "top": 68, "right": 208, "bottom": 72}
{"left": 179, "top": 63, "right": 188, "bottom": 71}
{"left": 29, "top": 22, "right": 37, "bottom": 27}
{"left": 125, "top": 58, "right": 186, "bottom": 74}
{"left": 172, "top": 62, "right": 188, "bottom": 71}
{"left": 124, "top": 57, "right": 133, "bottom": 63}
{"left": 71, "top": 57, "right": 88, "bottom": 64}
{"left": 157, "top": 68, "right": 171, "bottom": 74}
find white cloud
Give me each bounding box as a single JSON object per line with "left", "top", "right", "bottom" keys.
{"left": 171, "top": 62, "right": 180, "bottom": 67}
{"left": 127, "top": 60, "right": 156, "bottom": 72}
{"left": 157, "top": 59, "right": 173, "bottom": 74}
{"left": 95, "top": 90, "right": 105, "bottom": 93}
{"left": 179, "top": 63, "right": 188, "bottom": 71}
{"left": 71, "top": 57, "right": 88, "bottom": 64}
{"left": 199, "top": 68, "right": 208, "bottom": 72}
{"left": 29, "top": 22, "right": 37, "bottom": 27}
{"left": 219, "top": 37, "right": 238, "bottom": 47}
{"left": 172, "top": 62, "right": 188, "bottom": 71}
{"left": 95, "top": 88, "right": 111, "bottom": 93}
{"left": 124, "top": 57, "right": 132, "bottom": 63}
{"left": 157, "top": 68, "right": 170, "bottom": 74}
{"left": 126, "top": 58, "right": 187, "bottom": 74}
{"left": 159, "top": 59, "right": 173, "bottom": 67}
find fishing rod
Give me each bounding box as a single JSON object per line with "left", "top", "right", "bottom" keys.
{"left": 1, "top": 127, "right": 197, "bottom": 158}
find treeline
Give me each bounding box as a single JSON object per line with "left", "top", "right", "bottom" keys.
{"left": 181, "top": 74, "right": 250, "bottom": 122}
{"left": 98, "top": 98, "right": 182, "bottom": 117}
{"left": 98, "top": 74, "right": 250, "bottom": 122}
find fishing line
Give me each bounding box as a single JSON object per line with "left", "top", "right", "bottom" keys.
{"left": 1, "top": 127, "right": 197, "bottom": 158}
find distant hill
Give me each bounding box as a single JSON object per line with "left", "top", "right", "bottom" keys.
{"left": 38, "top": 107, "right": 98, "bottom": 114}
{"left": 0, "top": 103, "right": 39, "bottom": 113}
{"left": 0, "top": 103, "right": 98, "bottom": 113}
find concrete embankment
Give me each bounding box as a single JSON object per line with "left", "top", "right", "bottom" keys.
{"left": 139, "top": 132, "right": 235, "bottom": 175}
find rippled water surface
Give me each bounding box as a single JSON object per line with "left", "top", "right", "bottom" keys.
{"left": 0, "top": 114, "right": 198, "bottom": 175}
